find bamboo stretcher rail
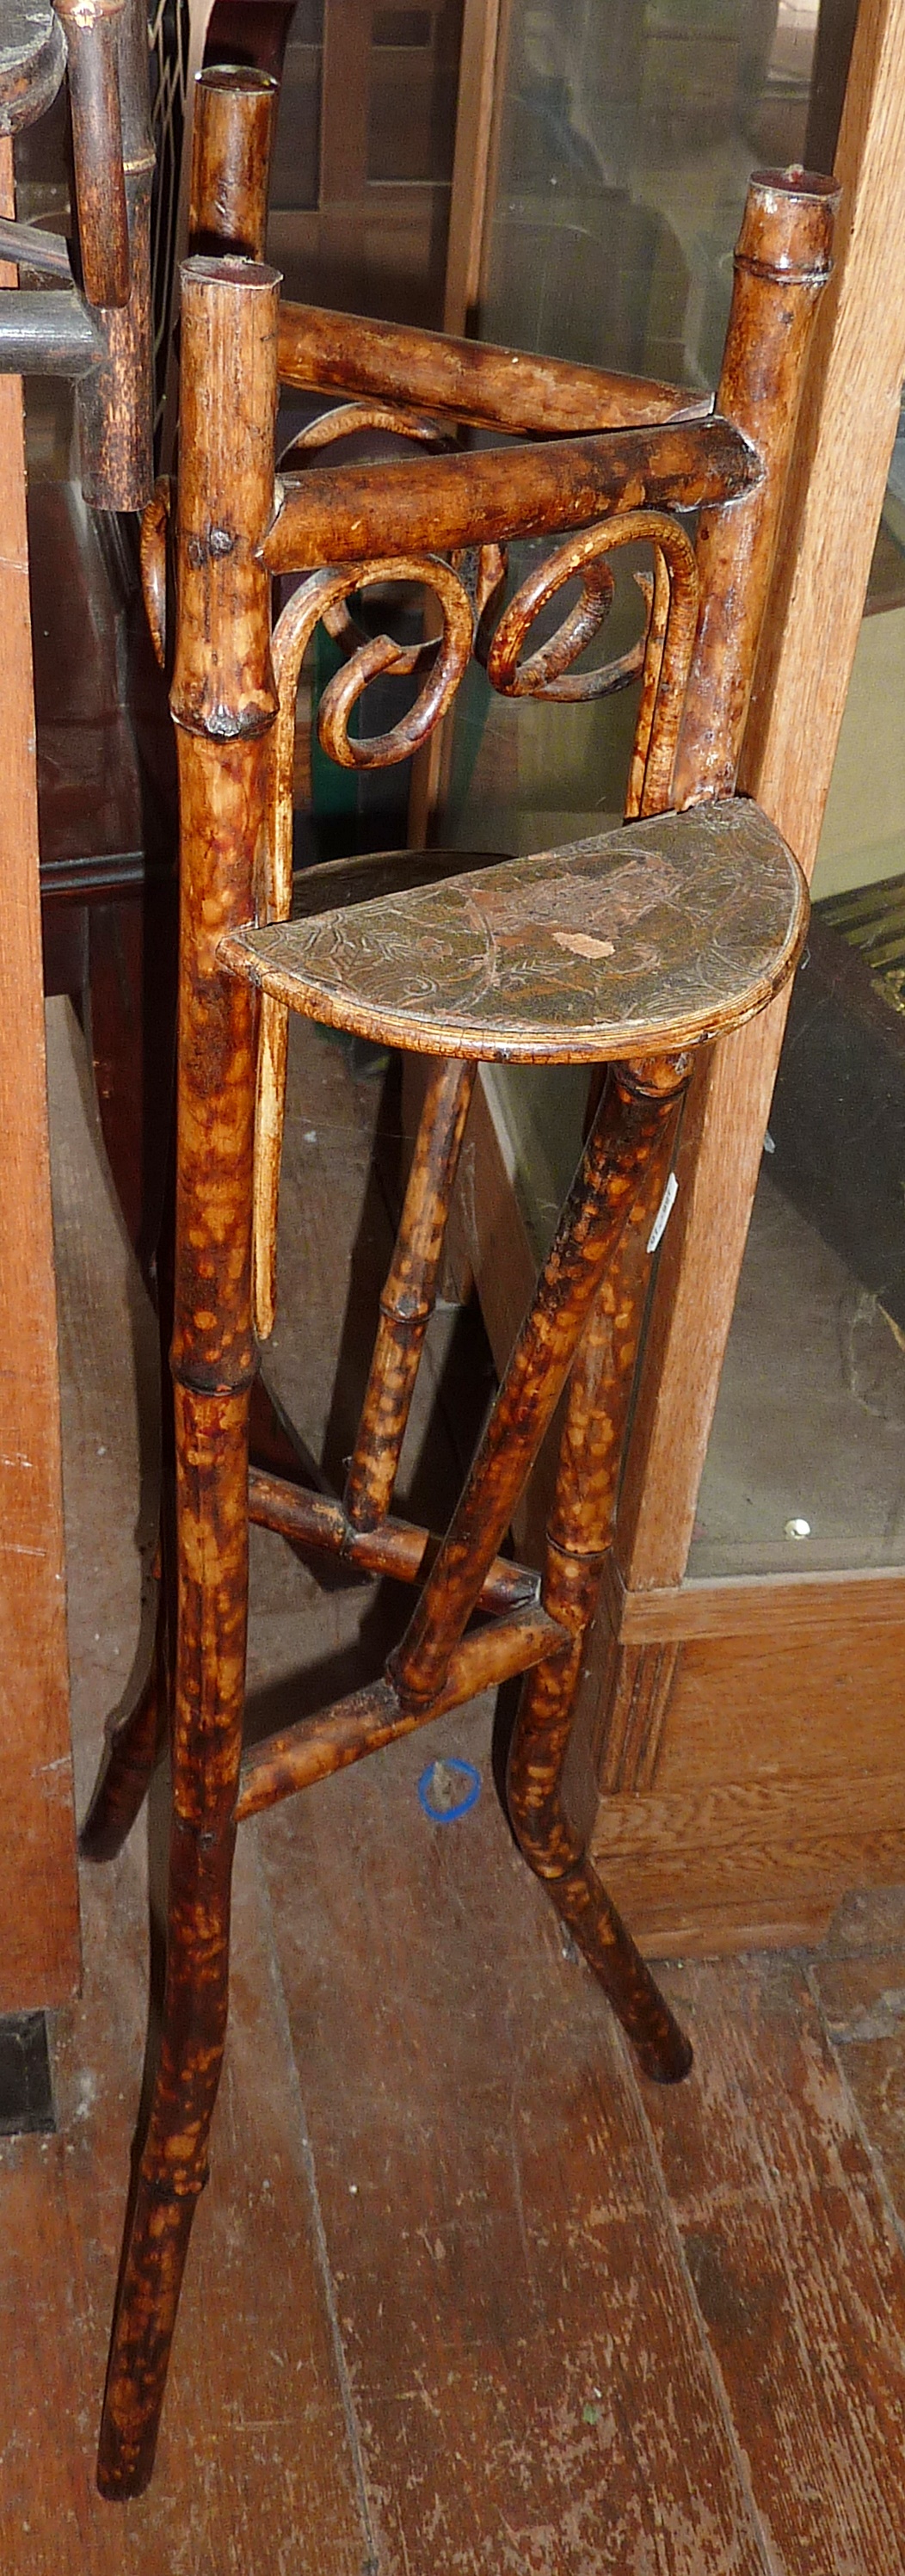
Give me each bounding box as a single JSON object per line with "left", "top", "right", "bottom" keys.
{"left": 0, "top": 289, "right": 103, "bottom": 370}
{"left": 235, "top": 1603, "right": 568, "bottom": 1822}
{"left": 262, "top": 415, "right": 760, "bottom": 576}
{"left": 276, "top": 296, "right": 711, "bottom": 436}
{"left": 247, "top": 1464, "right": 540, "bottom": 1610}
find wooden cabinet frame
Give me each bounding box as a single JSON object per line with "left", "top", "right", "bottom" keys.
{"left": 449, "top": 0, "right": 905, "bottom": 1950}
{"left": 0, "top": 138, "right": 80, "bottom": 2009}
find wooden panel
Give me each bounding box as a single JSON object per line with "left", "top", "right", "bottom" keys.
{"left": 592, "top": 1772, "right": 905, "bottom": 1957}
{"left": 615, "top": 0, "right": 905, "bottom": 1593}
{"left": 606, "top": 1559, "right": 905, "bottom": 1643}
{"left": 591, "top": 1552, "right": 905, "bottom": 1948}
{"left": 593, "top": 1566, "right": 905, "bottom": 1954}
{"left": 594, "top": 1770, "right": 905, "bottom": 1885}
{"left": 319, "top": 0, "right": 369, "bottom": 201}
{"left": 643, "top": 1954, "right": 905, "bottom": 2574}
{"left": 443, "top": 0, "right": 502, "bottom": 334}
{"left": 0, "top": 135, "right": 79, "bottom": 2009}
{"left": 261, "top": 1700, "right": 774, "bottom": 2575}
{"left": 656, "top": 1618, "right": 905, "bottom": 1786}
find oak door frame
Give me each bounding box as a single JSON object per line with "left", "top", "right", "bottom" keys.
{"left": 0, "top": 138, "right": 80, "bottom": 2008}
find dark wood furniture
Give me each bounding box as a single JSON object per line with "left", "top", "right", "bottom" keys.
{"left": 75, "top": 150, "right": 839, "bottom": 2499}
{"left": 34, "top": 22, "right": 292, "bottom": 1260}
{"left": 0, "top": 0, "right": 158, "bottom": 2013}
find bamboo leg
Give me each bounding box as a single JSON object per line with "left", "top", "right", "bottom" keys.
{"left": 344, "top": 1056, "right": 476, "bottom": 1531}
{"left": 389, "top": 1053, "right": 688, "bottom": 1714}
{"left": 83, "top": 100, "right": 284, "bottom": 1864}
{"left": 96, "top": 255, "right": 278, "bottom": 2499}
{"left": 96, "top": 1388, "right": 250, "bottom": 2496}
{"left": 507, "top": 1063, "right": 692, "bottom": 2084}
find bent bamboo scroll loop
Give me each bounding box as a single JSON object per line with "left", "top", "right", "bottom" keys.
{"left": 483, "top": 549, "right": 619, "bottom": 699}
{"left": 482, "top": 510, "right": 699, "bottom": 822}
{"left": 316, "top": 554, "right": 474, "bottom": 770}
{"left": 252, "top": 552, "right": 475, "bottom": 1336}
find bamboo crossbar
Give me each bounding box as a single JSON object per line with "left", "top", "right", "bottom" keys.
{"left": 0, "top": 216, "right": 71, "bottom": 274}
{"left": 0, "top": 289, "right": 103, "bottom": 373}
{"left": 246, "top": 1466, "right": 540, "bottom": 1612}
{"left": 262, "top": 416, "right": 760, "bottom": 576}
{"left": 235, "top": 1603, "right": 568, "bottom": 1821}
{"left": 276, "top": 298, "right": 711, "bottom": 436}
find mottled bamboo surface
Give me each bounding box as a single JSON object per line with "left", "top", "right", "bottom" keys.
{"left": 9, "top": 994, "right": 905, "bottom": 2571}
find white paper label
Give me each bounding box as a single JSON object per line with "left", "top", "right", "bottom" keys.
{"left": 647, "top": 1170, "right": 678, "bottom": 1254}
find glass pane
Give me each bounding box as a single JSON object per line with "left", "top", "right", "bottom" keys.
{"left": 269, "top": 12, "right": 324, "bottom": 213}
{"left": 482, "top": 0, "right": 819, "bottom": 384}
{"left": 446, "top": 0, "right": 840, "bottom": 873}
{"left": 368, "top": 2, "right": 463, "bottom": 183}
{"left": 693, "top": 422, "right": 905, "bottom": 1577}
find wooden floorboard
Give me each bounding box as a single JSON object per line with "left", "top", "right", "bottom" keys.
{"left": 644, "top": 1955, "right": 905, "bottom": 2576}
{"left": 24, "top": 998, "right": 905, "bottom": 2570}
{"left": 259, "top": 1706, "right": 772, "bottom": 2576}
{"left": 810, "top": 1885, "right": 905, "bottom": 2233}
{"left": 18, "top": 1007, "right": 368, "bottom": 2571}
{"left": 0, "top": 1821, "right": 368, "bottom": 2573}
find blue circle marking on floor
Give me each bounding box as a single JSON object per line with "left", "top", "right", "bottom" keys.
{"left": 416, "top": 1757, "right": 481, "bottom": 1825}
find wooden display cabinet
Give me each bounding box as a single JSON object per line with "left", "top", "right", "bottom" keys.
{"left": 437, "top": 0, "right": 905, "bottom": 1955}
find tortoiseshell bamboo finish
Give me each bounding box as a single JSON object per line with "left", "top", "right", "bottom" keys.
{"left": 82, "top": 98, "right": 280, "bottom": 1878}
{"left": 671, "top": 169, "right": 839, "bottom": 807}
{"left": 247, "top": 1466, "right": 539, "bottom": 1609}
{"left": 95, "top": 258, "right": 280, "bottom": 2503}
{"left": 263, "top": 415, "right": 760, "bottom": 576}
{"left": 89, "top": 165, "right": 838, "bottom": 2499}
{"left": 236, "top": 1603, "right": 568, "bottom": 1822}
{"left": 344, "top": 1057, "right": 477, "bottom": 1531}
{"left": 506, "top": 1069, "right": 692, "bottom": 2083}
{"left": 389, "top": 1057, "right": 690, "bottom": 1714}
